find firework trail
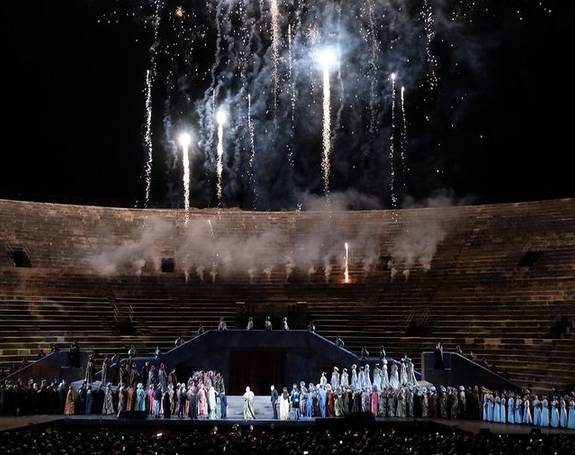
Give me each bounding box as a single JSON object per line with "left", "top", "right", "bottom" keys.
{"left": 389, "top": 73, "right": 397, "bottom": 208}
{"left": 142, "top": 0, "right": 163, "bottom": 207}
{"left": 400, "top": 86, "right": 409, "bottom": 193}
{"left": 367, "top": 0, "right": 378, "bottom": 135}
{"left": 179, "top": 133, "right": 192, "bottom": 216}
{"left": 248, "top": 94, "right": 257, "bottom": 202}
{"left": 321, "top": 53, "right": 333, "bottom": 196}
{"left": 344, "top": 242, "right": 350, "bottom": 284}
{"left": 216, "top": 109, "right": 227, "bottom": 205}
{"left": 422, "top": 0, "right": 439, "bottom": 90}
{"left": 270, "top": 0, "right": 280, "bottom": 117}
{"left": 288, "top": 23, "right": 295, "bottom": 125}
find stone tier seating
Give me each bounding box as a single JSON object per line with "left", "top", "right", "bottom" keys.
{"left": 0, "top": 199, "right": 574, "bottom": 392}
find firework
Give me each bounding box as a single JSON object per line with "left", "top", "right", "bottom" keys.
{"left": 344, "top": 242, "right": 350, "bottom": 284}
{"left": 270, "top": 0, "right": 280, "bottom": 116}
{"left": 316, "top": 48, "right": 337, "bottom": 196}
{"left": 216, "top": 108, "right": 227, "bottom": 205}
{"left": 179, "top": 132, "right": 192, "bottom": 215}
{"left": 389, "top": 72, "right": 397, "bottom": 208}
{"left": 400, "top": 86, "right": 409, "bottom": 193}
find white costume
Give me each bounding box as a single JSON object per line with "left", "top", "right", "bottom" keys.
{"left": 243, "top": 387, "right": 256, "bottom": 419}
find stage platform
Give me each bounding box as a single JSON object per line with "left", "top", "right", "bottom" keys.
{"left": 0, "top": 396, "right": 573, "bottom": 436}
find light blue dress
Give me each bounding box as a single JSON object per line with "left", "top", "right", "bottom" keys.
{"left": 540, "top": 400, "right": 550, "bottom": 426}
{"left": 487, "top": 397, "right": 494, "bottom": 422}
{"left": 305, "top": 390, "right": 313, "bottom": 417}
{"left": 514, "top": 399, "right": 522, "bottom": 424}
{"left": 550, "top": 400, "right": 560, "bottom": 428}
{"left": 493, "top": 398, "right": 500, "bottom": 423}
{"left": 135, "top": 387, "right": 146, "bottom": 412}
{"left": 500, "top": 398, "right": 506, "bottom": 423}
{"left": 567, "top": 401, "right": 575, "bottom": 430}
{"left": 533, "top": 399, "right": 541, "bottom": 426}
{"left": 507, "top": 398, "right": 515, "bottom": 424}
{"left": 523, "top": 399, "right": 532, "bottom": 425}
{"left": 559, "top": 400, "right": 568, "bottom": 428}
{"left": 482, "top": 395, "right": 488, "bottom": 421}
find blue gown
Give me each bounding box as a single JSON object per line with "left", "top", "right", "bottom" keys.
{"left": 514, "top": 400, "right": 522, "bottom": 424}
{"left": 540, "top": 400, "right": 550, "bottom": 427}
{"left": 493, "top": 399, "right": 500, "bottom": 423}
{"left": 533, "top": 399, "right": 541, "bottom": 426}
{"left": 487, "top": 399, "right": 494, "bottom": 422}
{"left": 500, "top": 398, "right": 506, "bottom": 424}
{"left": 567, "top": 402, "right": 575, "bottom": 430}
{"left": 482, "top": 396, "right": 488, "bottom": 421}
{"left": 136, "top": 388, "right": 146, "bottom": 411}
{"left": 550, "top": 402, "right": 560, "bottom": 428}
{"left": 507, "top": 398, "right": 514, "bottom": 424}
{"left": 305, "top": 391, "right": 313, "bottom": 417}
{"left": 318, "top": 388, "right": 327, "bottom": 417}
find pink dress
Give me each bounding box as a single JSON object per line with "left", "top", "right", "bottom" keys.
{"left": 198, "top": 386, "right": 207, "bottom": 416}
{"left": 370, "top": 391, "right": 379, "bottom": 417}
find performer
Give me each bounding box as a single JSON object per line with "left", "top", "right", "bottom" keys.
{"left": 116, "top": 383, "right": 126, "bottom": 417}
{"left": 208, "top": 385, "right": 217, "bottom": 419}
{"left": 64, "top": 385, "right": 75, "bottom": 416}
{"left": 567, "top": 398, "right": 575, "bottom": 430}
{"left": 370, "top": 386, "right": 379, "bottom": 417}
{"left": 246, "top": 317, "right": 254, "bottom": 330}
{"left": 85, "top": 385, "right": 94, "bottom": 415}
{"left": 217, "top": 317, "right": 228, "bottom": 331}
{"left": 434, "top": 342, "right": 445, "bottom": 370}
{"left": 559, "top": 397, "right": 568, "bottom": 428}
{"left": 282, "top": 317, "right": 289, "bottom": 330}
{"left": 335, "top": 336, "right": 345, "bottom": 348}
{"left": 365, "top": 364, "right": 372, "bottom": 390}
{"left": 358, "top": 366, "right": 365, "bottom": 390}
{"left": 340, "top": 368, "right": 349, "bottom": 388}
{"left": 330, "top": 367, "right": 340, "bottom": 389}
{"left": 523, "top": 395, "right": 532, "bottom": 425}
{"left": 305, "top": 384, "right": 314, "bottom": 417}
{"left": 279, "top": 387, "right": 290, "bottom": 420}
{"left": 350, "top": 364, "right": 358, "bottom": 389}
{"left": 389, "top": 362, "right": 400, "bottom": 390}
{"left": 290, "top": 384, "right": 300, "bottom": 420}
{"left": 514, "top": 396, "right": 522, "bottom": 424}
{"left": 318, "top": 385, "right": 327, "bottom": 417}
{"left": 507, "top": 395, "right": 515, "bottom": 424}
{"left": 400, "top": 358, "right": 408, "bottom": 386}
{"left": 162, "top": 387, "right": 171, "bottom": 419}
{"left": 84, "top": 355, "right": 95, "bottom": 384}
{"left": 270, "top": 385, "right": 279, "bottom": 419}
{"left": 320, "top": 372, "right": 328, "bottom": 387}
{"left": 540, "top": 398, "right": 550, "bottom": 427}
{"left": 102, "top": 384, "right": 115, "bottom": 415}
{"left": 307, "top": 321, "right": 316, "bottom": 333}
{"left": 154, "top": 346, "right": 161, "bottom": 359}
{"left": 220, "top": 388, "right": 227, "bottom": 419}
{"left": 550, "top": 397, "right": 560, "bottom": 428}
{"left": 360, "top": 347, "right": 369, "bottom": 359}
{"left": 153, "top": 385, "right": 162, "bottom": 418}
{"left": 243, "top": 386, "right": 256, "bottom": 419}
{"left": 407, "top": 358, "right": 417, "bottom": 385}
{"left": 134, "top": 384, "right": 145, "bottom": 412}
{"left": 381, "top": 359, "right": 390, "bottom": 389}
{"left": 373, "top": 364, "right": 382, "bottom": 391}
{"left": 198, "top": 384, "right": 207, "bottom": 417}
{"left": 264, "top": 316, "right": 272, "bottom": 331}
{"left": 533, "top": 395, "right": 541, "bottom": 426}
{"left": 101, "top": 356, "right": 109, "bottom": 385}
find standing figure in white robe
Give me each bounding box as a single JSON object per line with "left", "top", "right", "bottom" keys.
{"left": 381, "top": 359, "right": 390, "bottom": 389}
{"left": 373, "top": 364, "right": 382, "bottom": 391}
{"left": 390, "top": 362, "right": 400, "bottom": 390}
{"left": 330, "top": 367, "right": 340, "bottom": 389}
{"left": 407, "top": 359, "right": 417, "bottom": 385}
{"left": 279, "top": 387, "right": 290, "bottom": 420}
{"left": 400, "top": 359, "right": 408, "bottom": 386}
{"left": 365, "top": 365, "right": 372, "bottom": 390}
{"left": 358, "top": 367, "right": 366, "bottom": 390}
{"left": 320, "top": 372, "right": 328, "bottom": 387}
{"left": 340, "top": 368, "right": 349, "bottom": 388}
{"left": 351, "top": 365, "right": 358, "bottom": 389}
{"left": 208, "top": 386, "right": 217, "bottom": 420}
{"left": 243, "top": 386, "right": 256, "bottom": 419}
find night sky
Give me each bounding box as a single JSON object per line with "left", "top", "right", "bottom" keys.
{"left": 1, "top": 0, "right": 573, "bottom": 210}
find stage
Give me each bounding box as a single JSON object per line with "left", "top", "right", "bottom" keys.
{"left": 0, "top": 395, "right": 573, "bottom": 436}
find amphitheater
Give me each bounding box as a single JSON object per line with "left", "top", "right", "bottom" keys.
{"left": 1, "top": 198, "right": 574, "bottom": 392}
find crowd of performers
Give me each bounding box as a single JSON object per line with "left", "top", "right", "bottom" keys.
{"left": 258, "top": 362, "right": 575, "bottom": 431}
{"left": 481, "top": 388, "right": 575, "bottom": 429}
